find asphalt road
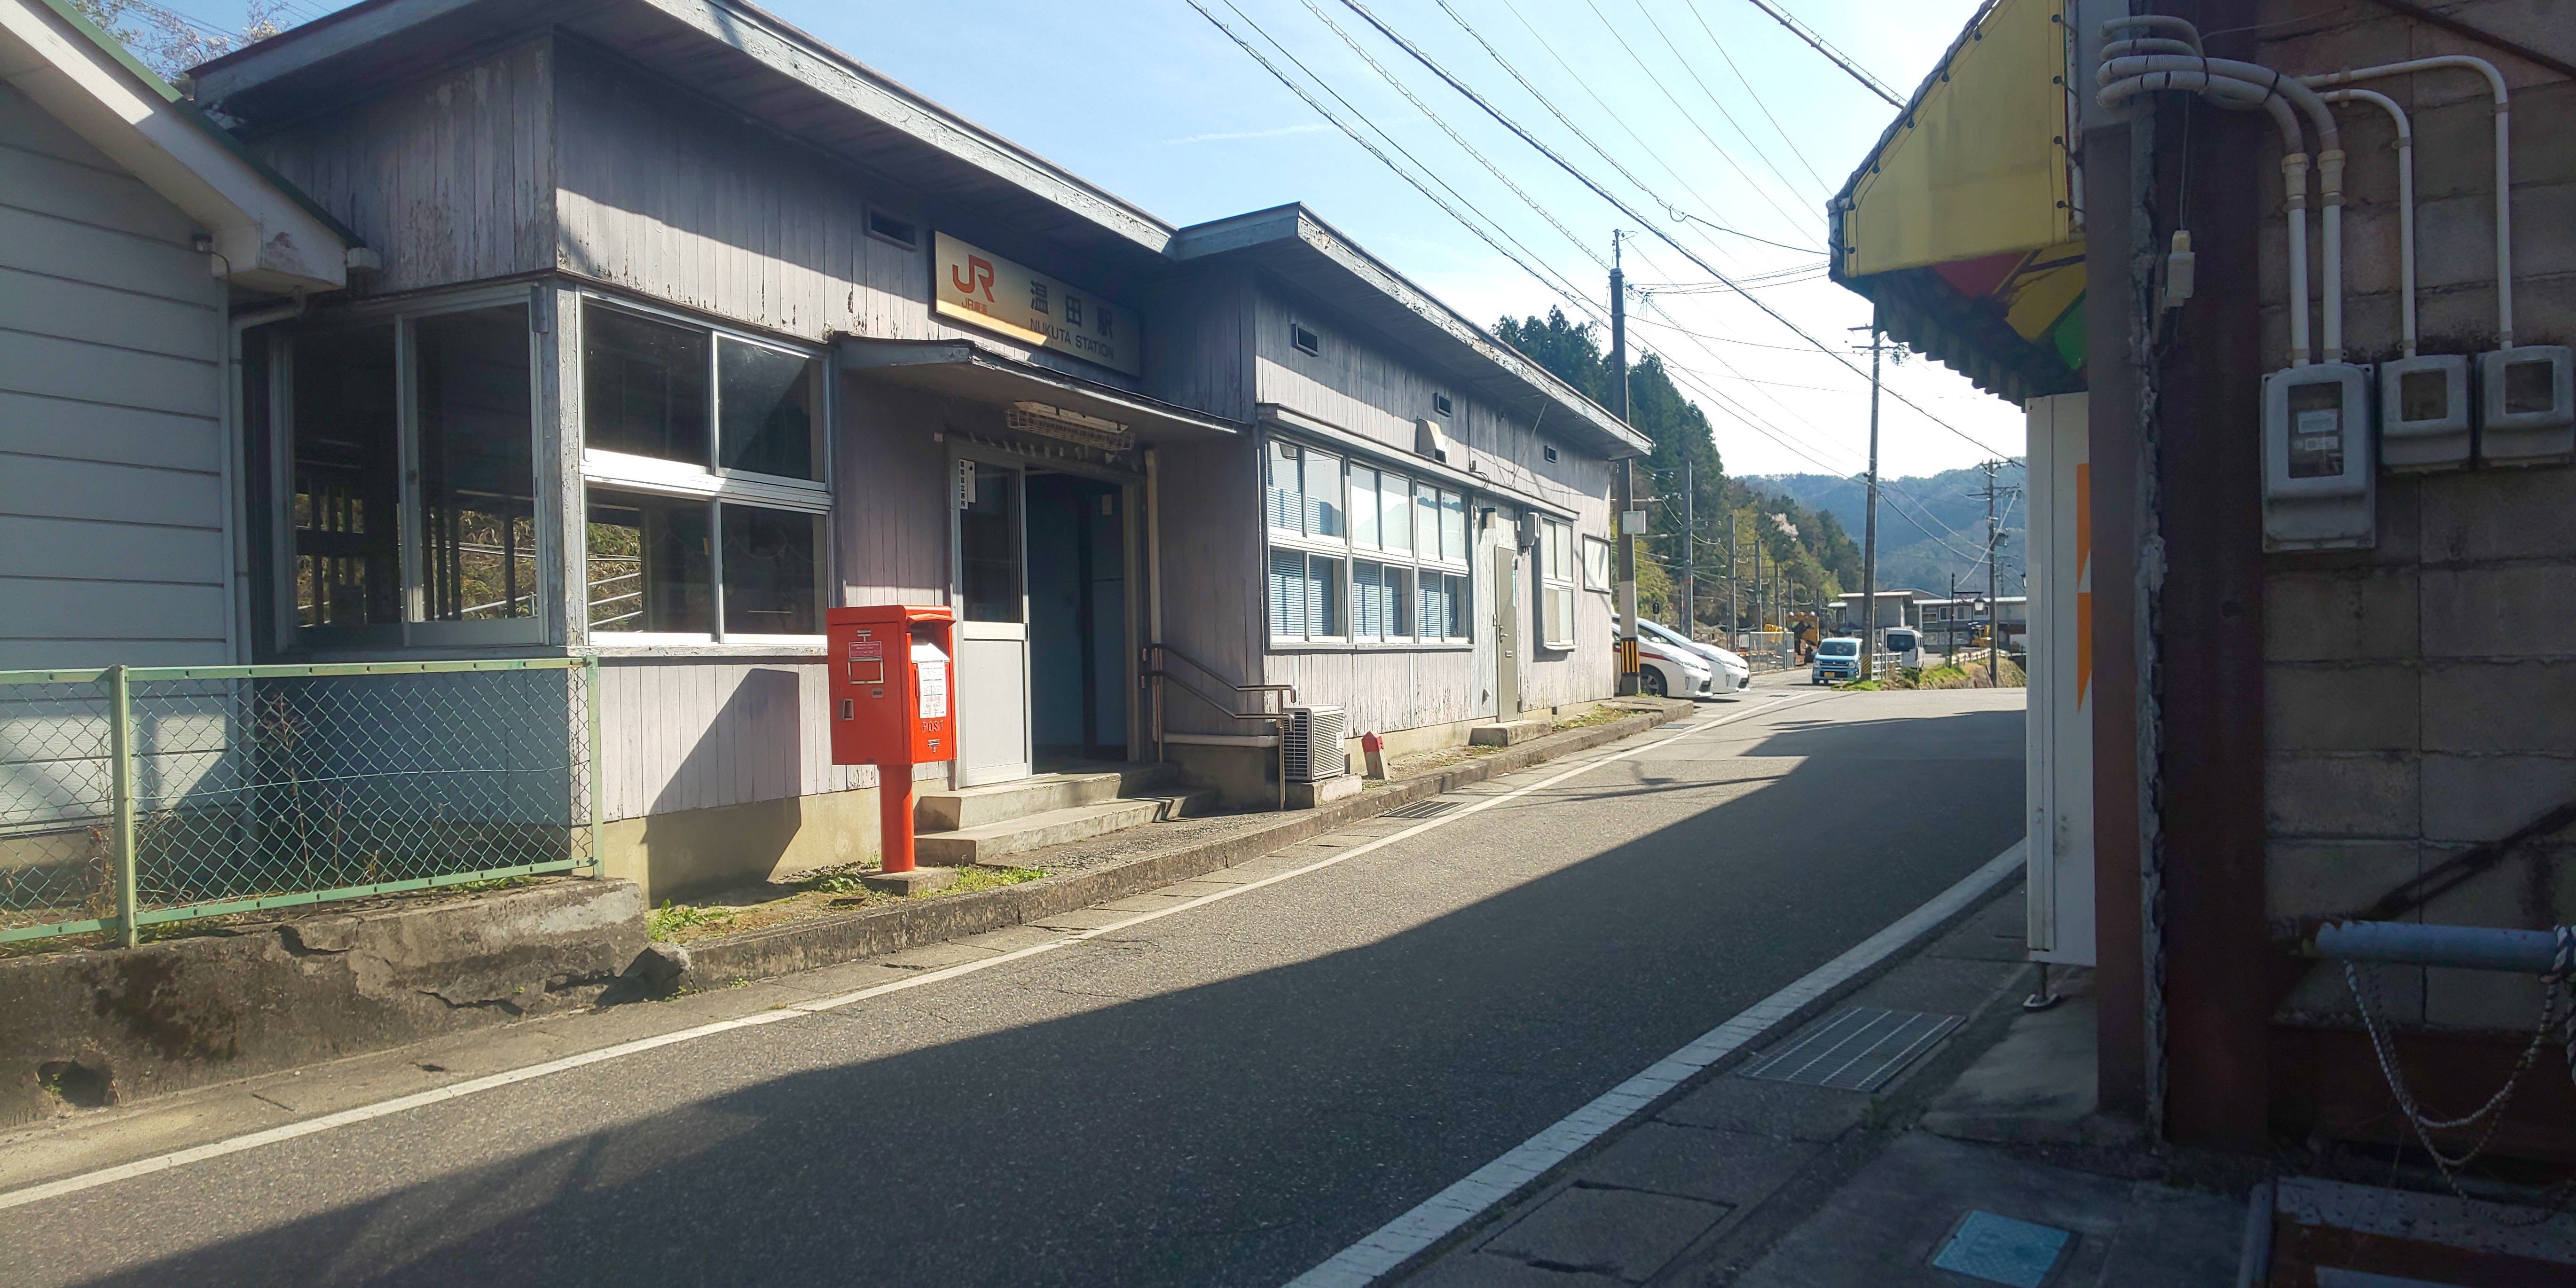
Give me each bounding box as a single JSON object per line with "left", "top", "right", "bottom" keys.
{"left": 0, "top": 684, "right": 2024, "bottom": 1288}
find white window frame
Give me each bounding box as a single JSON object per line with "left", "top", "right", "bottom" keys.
{"left": 575, "top": 293, "right": 833, "bottom": 647}
{"left": 1540, "top": 517, "right": 1576, "bottom": 649}
{"left": 1264, "top": 433, "right": 1474, "bottom": 649}
{"left": 274, "top": 283, "right": 550, "bottom": 651}
{"left": 1582, "top": 534, "right": 1612, "bottom": 593}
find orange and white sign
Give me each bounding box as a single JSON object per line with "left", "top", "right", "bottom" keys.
{"left": 933, "top": 232, "right": 1140, "bottom": 377}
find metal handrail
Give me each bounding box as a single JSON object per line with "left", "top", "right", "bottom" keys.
{"left": 1142, "top": 642, "right": 1296, "bottom": 810}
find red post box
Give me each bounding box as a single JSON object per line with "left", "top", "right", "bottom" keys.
{"left": 827, "top": 604, "right": 955, "bottom": 874}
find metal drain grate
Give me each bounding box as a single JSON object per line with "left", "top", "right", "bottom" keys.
{"left": 1382, "top": 799, "right": 1465, "bottom": 820}
{"left": 1738, "top": 1006, "right": 1962, "bottom": 1092}
{"left": 1929, "top": 1210, "right": 2072, "bottom": 1287}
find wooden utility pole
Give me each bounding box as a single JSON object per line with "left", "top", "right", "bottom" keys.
{"left": 1727, "top": 518, "right": 1739, "bottom": 644}
{"left": 1612, "top": 232, "right": 1639, "bottom": 694}
{"left": 1680, "top": 455, "right": 1695, "bottom": 636}
{"left": 1856, "top": 327, "right": 1883, "bottom": 678}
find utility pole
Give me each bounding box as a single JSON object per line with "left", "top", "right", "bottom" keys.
{"left": 1855, "top": 326, "right": 1883, "bottom": 679}
{"left": 1726, "top": 518, "right": 1738, "bottom": 645}
{"left": 1680, "top": 455, "right": 1695, "bottom": 636}
{"left": 1612, "top": 232, "right": 1639, "bottom": 695}
{"left": 1974, "top": 458, "right": 2016, "bottom": 685}
{"left": 1947, "top": 571, "right": 1961, "bottom": 664}
{"left": 1751, "top": 521, "right": 1763, "bottom": 633}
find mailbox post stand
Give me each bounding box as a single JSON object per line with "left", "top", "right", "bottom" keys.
{"left": 827, "top": 604, "right": 958, "bottom": 895}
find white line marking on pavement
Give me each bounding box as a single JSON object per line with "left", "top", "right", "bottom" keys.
{"left": 1282, "top": 837, "right": 2032, "bottom": 1288}
{"left": 0, "top": 699, "right": 1826, "bottom": 1214}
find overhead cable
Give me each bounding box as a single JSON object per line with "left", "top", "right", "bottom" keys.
{"left": 1335, "top": 0, "right": 2012, "bottom": 459}
{"left": 1740, "top": 0, "right": 1905, "bottom": 106}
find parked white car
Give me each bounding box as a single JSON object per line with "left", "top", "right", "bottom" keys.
{"left": 1638, "top": 619, "right": 1751, "bottom": 695}
{"left": 1636, "top": 636, "right": 1715, "bottom": 699}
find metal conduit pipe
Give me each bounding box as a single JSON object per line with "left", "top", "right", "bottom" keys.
{"left": 2305, "top": 56, "right": 2513, "bottom": 346}
{"left": 2307, "top": 919, "right": 2572, "bottom": 975}
{"left": 2096, "top": 71, "right": 2313, "bottom": 362}
{"left": 2103, "top": 52, "right": 2346, "bottom": 360}
{"left": 2318, "top": 89, "right": 2416, "bottom": 356}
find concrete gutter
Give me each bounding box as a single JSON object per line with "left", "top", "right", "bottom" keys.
{"left": 677, "top": 700, "right": 1693, "bottom": 990}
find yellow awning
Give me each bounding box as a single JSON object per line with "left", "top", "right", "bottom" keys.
{"left": 1829, "top": 0, "right": 2087, "bottom": 404}
{"left": 1838, "top": 0, "right": 2075, "bottom": 277}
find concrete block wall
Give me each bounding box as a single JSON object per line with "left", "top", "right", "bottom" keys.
{"left": 2255, "top": 2, "right": 2576, "bottom": 1030}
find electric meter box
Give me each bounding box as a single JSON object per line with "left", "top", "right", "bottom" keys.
{"left": 2476, "top": 345, "right": 2576, "bottom": 466}
{"left": 2262, "top": 363, "right": 2375, "bottom": 552}
{"left": 2377, "top": 354, "right": 2472, "bottom": 471}
{"left": 827, "top": 604, "right": 955, "bottom": 768}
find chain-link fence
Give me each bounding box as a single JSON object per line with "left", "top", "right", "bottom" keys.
{"left": 0, "top": 659, "right": 597, "bottom": 946}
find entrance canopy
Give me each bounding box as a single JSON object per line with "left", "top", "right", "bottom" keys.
{"left": 836, "top": 336, "right": 1245, "bottom": 447}
{"left": 1830, "top": 0, "right": 2086, "bottom": 405}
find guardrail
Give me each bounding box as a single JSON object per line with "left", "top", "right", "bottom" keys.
{"left": 0, "top": 659, "right": 599, "bottom": 946}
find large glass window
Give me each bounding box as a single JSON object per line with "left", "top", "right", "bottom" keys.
{"left": 583, "top": 306, "right": 708, "bottom": 466}
{"left": 291, "top": 323, "right": 399, "bottom": 631}
{"left": 579, "top": 299, "right": 830, "bottom": 641}
{"left": 1265, "top": 434, "right": 1466, "bottom": 647}
{"left": 1540, "top": 517, "right": 1575, "bottom": 648}
{"left": 717, "top": 338, "right": 821, "bottom": 480}
{"left": 285, "top": 300, "right": 538, "bottom": 646}
{"left": 721, "top": 505, "right": 824, "bottom": 636}
{"left": 585, "top": 490, "right": 712, "bottom": 635}
{"left": 416, "top": 307, "right": 536, "bottom": 623}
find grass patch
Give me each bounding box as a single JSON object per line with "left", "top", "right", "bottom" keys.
{"left": 1837, "top": 657, "right": 2026, "bottom": 692}
{"left": 647, "top": 900, "right": 736, "bottom": 942}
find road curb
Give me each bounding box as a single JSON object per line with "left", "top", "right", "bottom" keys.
{"left": 677, "top": 699, "right": 1697, "bottom": 990}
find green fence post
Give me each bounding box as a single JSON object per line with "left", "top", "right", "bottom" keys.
{"left": 107, "top": 664, "right": 138, "bottom": 948}
{"left": 584, "top": 655, "right": 602, "bottom": 872}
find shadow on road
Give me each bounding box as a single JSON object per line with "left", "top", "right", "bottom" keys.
{"left": 42, "top": 706, "right": 2025, "bottom": 1288}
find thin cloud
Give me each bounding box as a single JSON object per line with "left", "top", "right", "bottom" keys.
{"left": 1160, "top": 122, "right": 1334, "bottom": 145}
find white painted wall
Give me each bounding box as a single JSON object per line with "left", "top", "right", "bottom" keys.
{"left": 0, "top": 83, "right": 230, "bottom": 669}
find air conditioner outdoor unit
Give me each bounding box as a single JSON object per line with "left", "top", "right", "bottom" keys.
{"left": 1282, "top": 705, "right": 1347, "bottom": 783}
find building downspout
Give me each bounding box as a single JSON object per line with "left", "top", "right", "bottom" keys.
{"left": 1146, "top": 445, "right": 1164, "bottom": 764}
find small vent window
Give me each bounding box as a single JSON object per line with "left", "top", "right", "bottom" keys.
{"left": 866, "top": 210, "right": 919, "bottom": 250}
{"left": 1432, "top": 393, "right": 1453, "bottom": 416}
{"left": 1543, "top": 444, "right": 1559, "bottom": 463}
{"left": 1290, "top": 322, "right": 1320, "bottom": 356}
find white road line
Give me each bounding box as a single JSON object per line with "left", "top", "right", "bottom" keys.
{"left": 0, "top": 698, "right": 1825, "bottom": 1214}
{"left": 1283, "top": 837, "right": 2031, "bottom": 1288}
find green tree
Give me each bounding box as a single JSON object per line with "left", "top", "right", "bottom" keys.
{"left": 1498, "top": 309, "right": 1848, "bottom": 632}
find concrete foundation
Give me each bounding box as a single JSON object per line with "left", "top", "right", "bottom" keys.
{"left": 0, "top": 878, "right": 645, "bottom": 1128}
{"left": 599, "top": 786, "right": 879, "bottom": 905}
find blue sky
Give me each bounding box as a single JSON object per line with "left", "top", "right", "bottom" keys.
{"left": 179, "top": 0, "right": 2021, "bottom": 479}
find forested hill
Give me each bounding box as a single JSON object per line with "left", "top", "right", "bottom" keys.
{"left": 1748, "top": 466, "right": 2028, "bottom": 599}
{"left": 1496, "top": 309, "right": 1868, "bottom": 628}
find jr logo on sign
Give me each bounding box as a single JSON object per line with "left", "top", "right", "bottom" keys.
{"left": 951, "top": 255, "right": 995, "bottom": 302}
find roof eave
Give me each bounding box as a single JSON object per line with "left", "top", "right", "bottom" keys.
{"left": 1173, "top": 204, "right": 1651, "bottom": 459}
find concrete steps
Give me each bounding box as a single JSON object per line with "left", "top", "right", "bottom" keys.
{"left": 913, "top": 763, "right": 1182, "bottom": 832}
{"left": 914, "top": 789, "right": 1213, "bottom": 867}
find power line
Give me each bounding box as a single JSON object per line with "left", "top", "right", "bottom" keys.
{"left": 1576, "top": 0, "right": 1822, "bottom": 242}
{"left": 1740, "top": 0, "right": 1905, "bottom": 106}
{"left": 1335, "top": 0, "right": 2012, "bottom": 459}
{"left": 1682, "top": 0, "right": 1835, "bottom": 196}
{"left": 1294, "top": 0, "right": 1605, "bottom": 270}
{"left": 1440, "top": 0, "right": 1801, "bottom": 259}
{"left": 1186, "top": 0, "right": 1607, "bottom": 328}
{"left": 1618, "top": 0, "right": 1830, "bottom": 209}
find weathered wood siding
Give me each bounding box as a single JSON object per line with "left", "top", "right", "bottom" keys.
{"left": 551, "top": 42, "right": 1143, "bottom": 395}
{"left": 250, "top": 40, "right": 557, "bottom": 299}
{"left": 595, "top": 658, "right": 864, "bottom": 823}
{"left": 1140, "top": 268, "right": 1255, "bottom": 421}
{"left": 1243, "top": 279, "right": 1618, "bottom": 725}
{"left": 0, "top": 84, "right": 231, "bottom": 669}
{"left": 1150, "top": 434, "right": 1266, "bottom": 735}
{"left": 833, "top": 377, "right": 951, "bottom": 605}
